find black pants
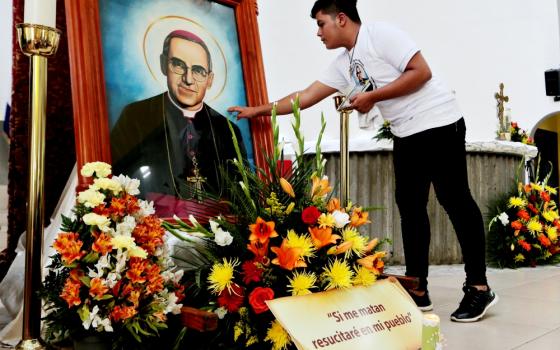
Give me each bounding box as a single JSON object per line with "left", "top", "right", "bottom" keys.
{"left": 393, "top": 118, "right": 487, "bottom": 290}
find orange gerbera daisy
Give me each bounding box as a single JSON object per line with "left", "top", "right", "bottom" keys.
{"left": 60, "top": 277, "right": 82, "bottom": 307}
{"left": 308, "top": 226, "right": 340, "bottom": 249}
{"left": 53, "top": 232, "right": 85, "bottom": 265}
{"left": 271, "top": 239, "right": 306, "bottom": 270}
{"left": 92, "top": 232, "right": 113, "bottom": 255}
{"left": 89, "top": 277, "right": 109, "bottom": 299}
{"left": 249, "top": 217, "right": 278, "bottom": 244}
{"left": 350, "top": 207, "right": 371, "bottom": 227}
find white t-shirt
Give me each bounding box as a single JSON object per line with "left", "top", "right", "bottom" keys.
{"left": 319, "top": 22, "right": 462, "bottom": 138}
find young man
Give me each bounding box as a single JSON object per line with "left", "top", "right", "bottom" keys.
{"left": 228, "top": 0, "right": 498, "bottom": 322}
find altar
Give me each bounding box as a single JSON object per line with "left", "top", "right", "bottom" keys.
{"left": 310, "top": 138, "right": 538, "bottom": 264}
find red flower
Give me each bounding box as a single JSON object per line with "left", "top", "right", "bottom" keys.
{"left": 538, "top": 234, "right": 552, "bottom": 247}
{"left": 518, "top": 239, "right": 531, "bottom": 251}
{"left": 527, "top": 203, "right": 539, "bottom": 215}
{"left": 248, "top": 287, "right": 274, "bottom": 314}
{"left": 511, "top": 221, "right": 523, "bottom": 230}
{"left": 241, "top": 261, "right": 263, "bottom": 284}
{"left": 540, "top": 191, "right": 551, "bottom": 202}
{"left": 516, "top": 210, "right": 530, "bottom": 221}
{"left": 302, "top": 206, "right": 321, "bottom": 225}
{"left": 217, "top": 283, "right": 244, "bottom": 313}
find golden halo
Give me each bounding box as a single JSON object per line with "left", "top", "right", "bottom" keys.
{"left": 143, "top": 16, "right": 227, "bottom": 102}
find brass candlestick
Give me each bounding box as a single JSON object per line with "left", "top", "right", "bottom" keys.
{"left": 333, "top": 95, "right": 352, "bottom": 207}
{"left": 15, "top": 23, "right": 61, "bottom": 350}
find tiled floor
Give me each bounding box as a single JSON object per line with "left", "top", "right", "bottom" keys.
{"left": 386, "top": 264, "right": 560, "bottom": 349}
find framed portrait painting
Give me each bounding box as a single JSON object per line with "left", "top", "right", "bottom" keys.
{"left": 65, "top": 0, "right": 272, "bottom": 217}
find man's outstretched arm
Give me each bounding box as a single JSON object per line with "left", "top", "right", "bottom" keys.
{"left": 228, "top": 81, "right": 338, "bottom": 119}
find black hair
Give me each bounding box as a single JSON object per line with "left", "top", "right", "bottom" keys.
{"left": 311, "top": 0, "right": 361, "bottom": 24}
{"left": 160, "top": 32, "right": 213, "bottom": 74}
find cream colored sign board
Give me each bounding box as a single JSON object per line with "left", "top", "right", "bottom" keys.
{"left": 267, "top": 279, "right": 422, "bottom": 350}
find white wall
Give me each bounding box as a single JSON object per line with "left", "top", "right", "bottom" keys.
{"left": 257, "top": 0, "right": 560, "bottom": 146}
{"left": 0, "top": 0, "right": 13, "bottom": 121}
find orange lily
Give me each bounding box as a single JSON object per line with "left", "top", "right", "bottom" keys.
{"left": 364, "top": 238, "right": 379, "bottom": 253}
{"left": 89, "top": 277, "right": 109, "bottom": 299}
{"left": 249, "top": 217, "right": 278, "bottom": 244}
{"left": 357, "top": 251, "right": 386, "bottom": 275}
{"left": 248, "top": 240, "right": 270, "bottom": 262}
{"left": 271, "top": 239, "right": 306, "bottom": 270}
{"left": 326, "top": 198, "right": 341, "bottom": 213}
{"left": 279, "top": 178, "right": 296, "bottom": 198}
{"left": 350, "top": 207, "right": 371, "bottom": 227}
{"left": 308, "top": 226, "right": 340, "bottom": 249}
{"left": 327, "top": 240, "right": 353, "bottom": 255}
{"left": 311, "top": 175, "right": 332, "bottom": 199}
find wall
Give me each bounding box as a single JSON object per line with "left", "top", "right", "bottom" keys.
{"left": 257, "top": 0, "right": 560, "bottom": 147}
{"left": 0, "top": 0, "right": 12, "bottom": 122}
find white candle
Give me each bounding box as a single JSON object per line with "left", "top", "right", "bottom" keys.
{"left": 24, "top": 0, "right": 57, "bottom": 28}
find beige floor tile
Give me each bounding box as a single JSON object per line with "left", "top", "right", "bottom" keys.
{"left": 513, "top": 328, "right": 560, "bottom": 350}
{"left": 499, "top": 278, "right": 560, "bottom": 303}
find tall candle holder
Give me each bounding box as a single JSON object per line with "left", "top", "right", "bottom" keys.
{"left": 15, "top": 23, "right": 61, "bottom": 350}
{"left": 332, "top": 95, "right": 352, "bottom": 207}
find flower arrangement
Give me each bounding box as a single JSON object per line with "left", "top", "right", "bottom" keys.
{"left": 166, "top": 99, "right": 389, "bottom": 350}
{"left": 40, "top": 162, "right": 185, "bottom": 348}
{"left": 509, "top": 121, "right": 534, "bottom": 145}
{"left": 374, "top": 120, "right": 394, "bottom": 141}
{"left": 488, "top": 175, "right": 560, "bottom": 268}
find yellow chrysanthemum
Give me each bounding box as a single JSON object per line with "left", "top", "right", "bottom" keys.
{"left": 546, "top": 226, "right": 558, "bottom": 242}
{"left": 318, "top": 213, "right": 336, "bottom": 228}
{"left": 285, "top": 230, "right": 315, "bottom": 259}
{"left": 265, "top": 320, "right": 291, "bottom": 350}
{"left": 322, "top": 259, "right": 354, "bottom": 290}
{"left": 545, "top": 186, "right": 558, "bottom": 195}
{"left": 526, "top": 218, "right": 543, "bottom": 234}
{"left": 352, "top": 265, "right": 377, "bottom": 287}
{"left": 341, "top": 228, "right": 368, "bottom": 257}
{"left": 514, "top": 253, "right": 525, "bottom": 262}
{"left": 531, "top": 183, "right": 543, "bottom": 192}
{"left": 287, "top": 271, "right": 317, "bottom": 296}
{"left": 542, "top": 210, "right": 558, "bottom": 223}
{"left": 508, "top": 197, "right": 527, "bottom": 208}
{"left": 207, "top": 258, "right": 239, "bottom": 294}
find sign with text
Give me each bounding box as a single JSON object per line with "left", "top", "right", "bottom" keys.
{"left": 267, "top": 279, "right": 422, "bottom": 350}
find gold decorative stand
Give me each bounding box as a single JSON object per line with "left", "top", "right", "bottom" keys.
{"left": 333, "top": 95, "right": 352, "bottom": 206}
{"left": 15, "top": 23, "right": 61, "bottom": 350}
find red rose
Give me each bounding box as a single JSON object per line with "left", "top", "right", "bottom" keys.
{"left": 302, "top": 206, "right": 321, "bottom": 225}
{"left": 217, "top": 283, "right": 245, "bottom": 313}
{"left": 248, "top": 287, "right": 274, "bottom": 314}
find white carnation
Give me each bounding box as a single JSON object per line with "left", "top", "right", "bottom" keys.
{"left": 111, "top": 235, "right": 136, "bottom": 250}
{"left": 92, "top": 177, "right": 122, "bottom": 195}
{"left": 80, "top": 162, "right": 112, "bottom": 178}
{"left": 137, "top": 200, "right": 155, "bottom": 217}
{"left": 77, "top": 188, "right": 105, "bottom": 208}
{"left": 210, "top": 220, "right": 233, "bottom": 246}
{"left": 82, "top": 213, "right": 111, "bottom": 232}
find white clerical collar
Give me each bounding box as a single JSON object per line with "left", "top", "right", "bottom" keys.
{"left": 167, "top": 92, "right": 203, "bottom": 118}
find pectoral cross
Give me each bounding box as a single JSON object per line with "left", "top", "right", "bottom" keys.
{"left": 186, "top": 156, "right": 206, "bottom": 202}
{"left": 494, "top": 83, "right": 509, "bottom": 132}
